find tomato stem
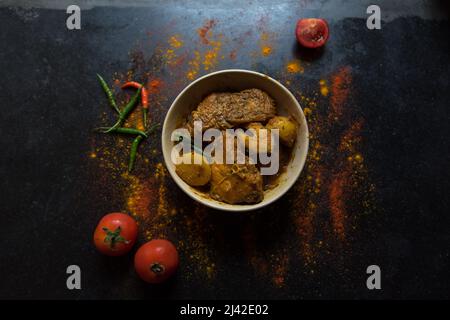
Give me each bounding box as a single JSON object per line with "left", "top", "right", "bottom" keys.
{"left": 103, "top": 226, "right": 129, "bottom": 249}
{"left": 150, "top": 263, "right": 165, "bottom": 274}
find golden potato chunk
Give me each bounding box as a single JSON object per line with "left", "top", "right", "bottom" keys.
{"left": 175, "top": 152, "right": 211, "bottom": 187}
{"left": 266, "top": 116, "right": 297, "bottom": 147}
{"left": 235, "top": 123, "right": 272, "bottom": 155}
{"left": 246, "top": 122, "right": 272, "bottom": 154}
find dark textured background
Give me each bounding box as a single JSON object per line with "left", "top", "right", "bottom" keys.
{"left": 0, "top": 0, "right": 449, "bottom": 299}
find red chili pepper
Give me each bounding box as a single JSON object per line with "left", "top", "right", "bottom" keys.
{"left": 122, "top": 81, "right": 148, "bottom": 109}
{"left": 122, "top": 81, "right": 149, "bottom": 129}
{"left": 141, "top": 87, "right": 148, "bottom": 109}
{"left": 121, "top": 81, "right": 142, "bottom": 90}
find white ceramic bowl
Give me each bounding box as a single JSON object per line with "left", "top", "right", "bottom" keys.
{"left": 162, "top": 69, "right": 309, "bottom": 212}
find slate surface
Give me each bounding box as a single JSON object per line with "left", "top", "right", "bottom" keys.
{"left": 0, "top": 1, "right": 449, "bottom": 299}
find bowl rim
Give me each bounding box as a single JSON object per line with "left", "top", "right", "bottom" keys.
{"left": 161, "top": 69, "right": 309, "bottom": 212}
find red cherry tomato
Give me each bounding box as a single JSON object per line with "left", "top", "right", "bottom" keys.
{"left": 134, "top": 239, "right": 179, "bottom": 284}
{"left": 93, "top": 212, "right": 138, "bottom": 256}
{"left": 295, "top": 18, "right": 329, "bottom": 48}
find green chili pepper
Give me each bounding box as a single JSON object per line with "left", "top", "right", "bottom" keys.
{"left": 97, "top": 74, "right": 121, "bottom": 115}
{"left": 106, "top": 87, "right": 142, "bottom": 133}
{"left": 143, "top": 108, "right": 148, "bottom": 130}
{"left": 127, "top": 123, "right": 160, "bottom": 172}
{"left": 128, "top": 135, "right": 144, "bottom": 172}
{"left": 95, "top": 127, "right": 148, "bottom": 138}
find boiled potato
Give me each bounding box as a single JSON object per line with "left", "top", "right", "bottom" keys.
{"left": 245, "top": 122, "right": 272, "bottom": 154}
{"left": 175, "top": 152, "right": 211, "bottom": 186}
{"left": 235, "top": 123, "right": 272, "bottom": 155}
{"left": 266, "top": 116, "right": 297, "bottom": 147}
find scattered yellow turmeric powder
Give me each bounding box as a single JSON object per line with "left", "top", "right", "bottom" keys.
{"left": 261, "top": 46, "right": 272, "bottom": 56}
{"left": 203, "top": 38, "right": 222, "bottom": 71}
{"left": 169, "top": 35, "right": 183, "bottom": 48}
{"left": 286, "top": 60, "right": 304, "bottom": 73}
{"left": 319, "top": 79, "right": 329, "bottom": 96}
{"left": 259, "top": 32, "right": 274, "bottom": 57}
{"left": 187, "top": 50, "right": 201, "bottom": 80}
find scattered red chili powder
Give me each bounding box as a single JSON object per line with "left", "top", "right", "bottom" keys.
{"left": 186, "top": 22, "right": 224, "bottom": 80}
{"left": 229, "top": 49, "right": 237, "bottom": 60}
{"left": 197, "top": 19, "right": 216, "bottom": 44}
{"left": 339, "top": 119, "right": 364, "bottom": 153}
{"left": 330, "top": 66, "right": 352, "bottom": 119}
{"left": 272, "top": 253, "right": 289, "bottom": 287}
{"left": 330, "top": 118, "right": 366, "bottom": 241}
{"left": 329, "top": 172, "right": 348, "bottom": 240}
{"left": 326, "top": 67, "right": 354, "bottom": 239}
{"left": 147, "top": 78, "right": 163, "bottom": 94}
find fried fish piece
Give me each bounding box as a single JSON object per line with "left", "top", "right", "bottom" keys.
{"left": 210, "top": 163, "right": 263, "bottom": 204}
{"left": 187, "top": 89, "right": 276, "bottom": 132}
